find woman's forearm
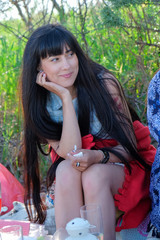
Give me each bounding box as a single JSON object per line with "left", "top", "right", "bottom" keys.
{"left": 51, "top": 92, "right": 82, "bottom": 159}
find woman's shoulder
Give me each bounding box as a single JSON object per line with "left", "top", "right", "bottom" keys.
{"left": 101, "top": 71, "right": 122, "bottom": 96}
{"left": 99, "top": 69, "right": 116, "bottom": 80}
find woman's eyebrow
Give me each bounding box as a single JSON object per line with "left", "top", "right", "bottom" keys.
{"left": 47, "top": 53, "right": 60, "bottom": 58}
{"left": 65, "top": 48, "right": 72, "bottom": 53}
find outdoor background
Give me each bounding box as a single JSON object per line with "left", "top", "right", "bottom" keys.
{"left": 0, "top": 0, "right": 159, "bottom": 185}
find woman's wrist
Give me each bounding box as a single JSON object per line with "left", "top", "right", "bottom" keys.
{"left": 61, "top": 90, "right": 72, "bottom": 103}
{"left": 97, "top": 150, "right": 104, "bottom": 162}
{"left": 98, "top": 149, "right": 110, "bottom": 164}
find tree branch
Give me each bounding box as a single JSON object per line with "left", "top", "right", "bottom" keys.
{"left": 9, "top": 0, "right": 28, "bottom": 26}
{"left": 0, "top": 22, "right": 28, "bottom": 41}
{"left": 78, "top": 0, "right": 89, "bottom": 54}
{"left": 135, "top": 41, "right": 160, "bottom": 48}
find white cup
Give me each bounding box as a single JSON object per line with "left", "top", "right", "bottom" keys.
{"left": 0, "top": 225, "right": 23, "bottom": 240}
{"left": 80, "top": 204, "right": 104, "bottom": 240}
{"left": 53, "top": 228, "right": 69, "bottom": 240}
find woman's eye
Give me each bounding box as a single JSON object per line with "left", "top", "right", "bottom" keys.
{"left": 68, "top": 52, "right": 74, "bottom": 57}
{"left": 51, "top": 58, "right": 59, "bottom": 62}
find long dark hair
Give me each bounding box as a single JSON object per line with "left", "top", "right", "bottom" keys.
{"left": 21, "top": 23, "right": 149, "bottom": 223}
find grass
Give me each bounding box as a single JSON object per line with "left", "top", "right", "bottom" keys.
{"left": 0, "top": 35, "right": 24, "bottom": 181}
{"left": 0, "top": 34, "right": 52, "bottom": 184}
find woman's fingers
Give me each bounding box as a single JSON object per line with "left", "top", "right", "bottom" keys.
{"left": 36, "top": 71, "right": 46, "bottom": 86}
{"left": 68, "top": 151, "right": 89, "bottom": 172}
{"left": 69, "top": 149, "right": 100, "bottom": 172}
{"left": 72, "top": 160, "right": 85, "bottom": 172}
{"left": 36, "top": 72, "right": 70, "bottom": 98}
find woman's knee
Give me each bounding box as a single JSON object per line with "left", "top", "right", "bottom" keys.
{"left": 82, "top": 164, "right": 123, "bottom": 196}
{"left": 56, "top": 159, "right": 81, "bottom": 190}
{"left": 82, "top": 164, "right": 111, "bottom": 196}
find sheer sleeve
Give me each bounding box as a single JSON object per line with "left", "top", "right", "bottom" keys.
{"left": 103, "top": 72, "right": 136, "bottom": 144}
{"left": 103, "top": 73, "right": 132, "bottom": 121}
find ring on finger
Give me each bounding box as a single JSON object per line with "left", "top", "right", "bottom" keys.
{"left": 76, "top": 162, "right": 80, "bottom": 167}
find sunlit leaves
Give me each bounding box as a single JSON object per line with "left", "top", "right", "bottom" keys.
{"left": 101, "top": 5, "right": 123, "bottom": 27}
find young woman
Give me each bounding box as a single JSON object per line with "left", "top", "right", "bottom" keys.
{"left": 21, "top": 23, "right": 155, "bottom": 240}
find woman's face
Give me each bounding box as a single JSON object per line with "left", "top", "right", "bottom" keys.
{"left": 40, "top": 46, "right": 79, "bottom": 91}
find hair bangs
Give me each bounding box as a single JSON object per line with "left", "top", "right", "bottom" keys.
{"left": 37, "top": 28, "right": 75, "bottom": 59}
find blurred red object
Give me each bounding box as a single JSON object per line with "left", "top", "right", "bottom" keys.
{"left": 0, "top": 163, "right": 24, "bottom": 214}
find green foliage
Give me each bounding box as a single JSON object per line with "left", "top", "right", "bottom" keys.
{"left": 101, "top": 5, "right": 124, "bottom": 27}
{"left": 96, "top": 1, "right": 159, "bottom": 120}
{"left": 107, "top": 0, "right": 148, "bottom": 8}
{"left": 0, "top": 34, "right": 24, "bottom": 177}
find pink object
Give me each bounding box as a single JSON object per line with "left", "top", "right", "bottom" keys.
{"left": 0, "top": 163, "right": 24, "bottom": 214}
{"left": 0, "top": 219, "right": 30, "bottom": 236}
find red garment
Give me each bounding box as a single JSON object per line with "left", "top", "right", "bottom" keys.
{"left": 50, "top": 120, "right": 156, "bottom": 231}
{"left": 115, "top": 120, "right": 156, "bottom": 231}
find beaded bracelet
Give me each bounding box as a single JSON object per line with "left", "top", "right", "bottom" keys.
{"left": 98, "top": 149, "right": 110, "bottom": 164}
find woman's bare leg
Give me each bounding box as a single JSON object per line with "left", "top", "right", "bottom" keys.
{"left": 82, "top": 163, "right": 124, "bottom": 240}
{"left": 55, "top": 159, "right": 83, "bottom": 228}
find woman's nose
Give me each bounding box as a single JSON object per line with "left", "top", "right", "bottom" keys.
{"left": 62, "top": 57, "right": 70, "bottom": 69}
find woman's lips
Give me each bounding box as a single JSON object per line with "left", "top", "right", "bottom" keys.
{"left": 60, "top": 72, "right": 73, "bottom": 78}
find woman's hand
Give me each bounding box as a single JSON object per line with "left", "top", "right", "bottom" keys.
{"left": 67, "top": 149, "right": 103, "bottom": 172}
{"left": 36, "top": 71, "right": 69, "bottom": 99}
